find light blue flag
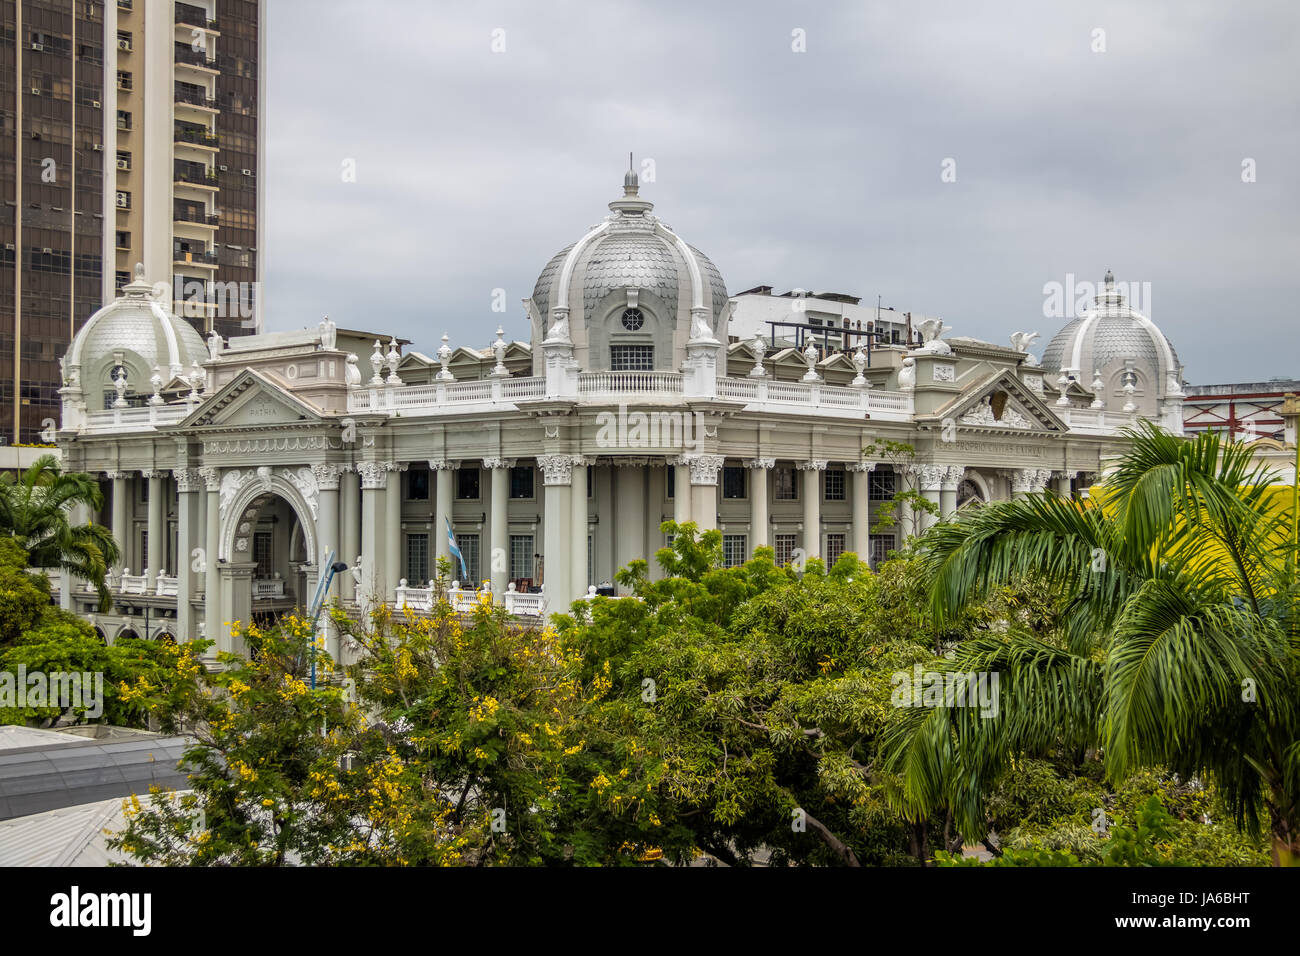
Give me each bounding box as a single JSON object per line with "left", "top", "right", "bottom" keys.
{"left": 445, "top": 517, "right": 468, "bottom": 581}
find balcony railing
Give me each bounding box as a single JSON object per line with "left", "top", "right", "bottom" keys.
{"left": 174, "top": 46, "right": 218, "bottom": 69}
{"left": 579, "top": 370, "right": 683, "bottom": 396}
{"left": 173, "top": 249, "right": 218, "bottom": 265}
{"left": 174, "top": 87, "right": 218, "bottom": 109}
{"left": 393, "top": 580, "right": 545, "bottom": 618}
{"left": 175, "top": 3, "right": 218, "bottom": 31}
{"left": 174, "top": 208, "right": 220, "bottom": 226}
{"left": 174, "top": 167, "right": 218, "bottom": 186}
{"left": 102, "top": 570, "right": 176, "bottom": 598}
{"left": 174, "top": 127, "right": 218, "bottom": 147}
{"left": 84, "top": 403, "right": 192, "bottom": 432}
{"left": 253, "top": 577, "right": 285, "bottom": 600}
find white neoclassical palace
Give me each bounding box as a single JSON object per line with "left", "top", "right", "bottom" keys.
{"left": 54, "top": 170, "right": 1188, "bottom": 659}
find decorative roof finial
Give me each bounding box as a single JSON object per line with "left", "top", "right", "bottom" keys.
{"left": 1104, "top": 268, "right": 1114, "bottom": 289}
{"left": 134, "top": 262, "right": 146, "bottom": 280}
{"left": 623, "top": 152, "right": 638, "bottom": 193}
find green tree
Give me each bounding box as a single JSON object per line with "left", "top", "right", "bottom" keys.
{"left": 0, "top": 454, "right": 119, "bottom": 610}
{"left": 881, "top": 422, "right": 1300, "bottom": 865}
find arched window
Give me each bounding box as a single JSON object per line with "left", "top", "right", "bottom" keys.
{"left": 621, "top": 308, "right": 644, "bottom": 331}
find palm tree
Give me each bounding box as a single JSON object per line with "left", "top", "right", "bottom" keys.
{"left": 881, "top": 421, "right": 1299, "bottom": 865}
{"left": 0, "top": 454, "right": 121, "bottom": 611}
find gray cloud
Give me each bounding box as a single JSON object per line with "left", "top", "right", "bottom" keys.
{"left": 264, "top": 0, "right": 1299, "bottom": 382}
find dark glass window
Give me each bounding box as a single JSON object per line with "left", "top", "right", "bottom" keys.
{"left": 722, "top": 466, "right": 746, "bottom": 499}
{"left": 824, "top": 469, "right": 845, "bottom": 501}
{"left": 407, "top": 469, "right": 429, "bottom": 500}
{"left": 610, "top": 345, "right": 654, "bottom": 371}
{"left": 774, "top": 467, "right": 798, "bottom": 500}
{"left": 457, "top": 468, "right": 480, "bottom": 500}
{"left": 510, "top": 466, "right": 534, "bottom": 499}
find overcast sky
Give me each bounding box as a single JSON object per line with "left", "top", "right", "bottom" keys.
{"left": 262, "top": 0, "right": 1299, "bottom": 384}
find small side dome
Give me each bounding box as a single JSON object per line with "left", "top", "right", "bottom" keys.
{"left": 63, "top": 263, "right": 207, "bottom": 407}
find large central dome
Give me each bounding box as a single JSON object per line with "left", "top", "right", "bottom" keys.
{"left": 525, "top": 169, "right": 728, "bottom": 374}
{"left": 1040, "top": 271, "right": 1183, "bottom": 418}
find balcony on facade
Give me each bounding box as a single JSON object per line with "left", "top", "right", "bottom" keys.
{"left": 174, "top": 159, "right": 218, "bottom": 190}
{"left": 173, "top": 41, "right": 218, "bottom": 73}
{"left": 174, "top": 123, "right": 219, "bottom": 150}
{"left": 175, "top": 2, "right": 219, "bottom": 33}
{"left": 174, "top": 83, "right": 219, "bottom": 113}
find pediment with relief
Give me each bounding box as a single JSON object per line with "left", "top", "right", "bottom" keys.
{"left": 936, "top": 370, "right": 1066, "bottom": 433}
{"left": 181, "top": 370, "right": 325, "bottom": 429}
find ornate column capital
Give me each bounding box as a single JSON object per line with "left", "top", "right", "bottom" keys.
{"left": 744, "top": 457, "right": 776, "bottom": 470}
{"left": 482, "top": 457, "right": 516, "bottom": 470}
{"left": 357, "top": 460, "right": 390, "bottom": 490}
{"left": 917, "top": 463, "right": 946, "bottom": 491}
{"left": 1010, "top": 467, "right": 1052, "bottom": 494}
{"left": 940, "top": 465, "right": 965, "bottom": 491}
{"left": 140, "top": 468, "right": 167, "bottom": 480}
{"left": 310, "top": 463, "right": 344, "bottom": 490}
{"left": 845, "top": 460, "right": 877, "bottom": 474}
{"left": 683, "top": 453, "right": 725, "bottom": 486}
{"left": 796, "top": 459, "right": 828, "bottom": 472}
{"left": 427, "top": 458, "right": 460, "bottom": 471}
{"left": 537, "top": 454, "right": 575, "bottom": 486}
{"left": 385, "top": 461, "right": 408, "bottom": 473}
{"left": 175, "top": 468, "right": 204, "bottom": 493}
{"left": 199, "top": 466, "right": 221, "bottom": 492}
{"left": 104, "top": 470, "right": 128, "bottom": 480}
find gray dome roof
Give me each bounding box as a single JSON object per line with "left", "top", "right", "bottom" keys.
{"left": 66, "top": 266, "right": 207, "bottom": 386}
{"left": 1039, "top": 273, "right": 1181, "bottom": 401}
{"left": 531, "top": 180, "right": 728, "bottom": 323}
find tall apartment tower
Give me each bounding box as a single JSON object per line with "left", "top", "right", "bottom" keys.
{"left": 1, "top": 0, "right": 264, "bottom": 445}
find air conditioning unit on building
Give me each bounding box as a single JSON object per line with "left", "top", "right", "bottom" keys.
{"left": 241, "top": 169, "right": 251, "bottom": 176}
{"left": 30, "top": 87, "right": 42, "bottom": 96}
{"left": 41, "top": 247, "right": 52, "bottom": 255}
{"left": 116, "top": 193, "right": 129, "bottom": 208}
{"left": 4, "top": 244, "right": 15, "bottom": 251}
{"left": 218, "top": 164, "right": 227, "bottom": 171}
{"left": 116, "top": 158, "right": 129, "bottom": 170}
{"left": 118, "top": 39, "right": 131, "bottom": 51}
{"left": 91, "top": 143, "right": 104, "bottom": 151}
{"left": 92, "top": 99, "right": 101, "bottom": 108}
{"left": 31, "top": 42, "right": 44, "bottom": 51}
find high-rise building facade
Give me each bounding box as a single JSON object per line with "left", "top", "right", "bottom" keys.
{"left": 1, "top": 0, "right": 263, "bottom": 445}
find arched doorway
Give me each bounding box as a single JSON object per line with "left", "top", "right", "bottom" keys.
{"left": 957, "top": 477, "right": 987, "bottom": 509}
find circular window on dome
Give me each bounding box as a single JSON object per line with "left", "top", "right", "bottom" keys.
{"left": 621, "top": 308, "right": 644, "bottom": 332}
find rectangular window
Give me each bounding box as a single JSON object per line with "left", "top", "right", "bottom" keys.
{"left": 406, "top": 533, "right": 429, "bottom": 584}
{"left": 722, "top": 534, "right": 747, "bottom": 568}
{"left": 586, "top": 535, "right": 594, "bottom": 591}
{"left": 510, "top": 534, "right": 534, "bottom": 581}
{"left": 722, "top": 466, "right": 746, "bottom": 500}
{"left": 456, "top": 533, "right": 480, "bottom": 584}
{"left": 825, "top": 533, "right": 846, "bottom": 566}
{"left": 610, "top": 345, "right": 654, "bottom": 371}
{"left": 456, "top": 467, "right": 480, "bottom": 500}
{"left": 407, "top": 469, "right": 429, "bottom": 501}
{"left": 510, "top": 466, "right": 534, "bottom": 499}
{"left": 117, "top": 70, "right": 132, "bottom": 90}
{"left": 587, "top": 465, "right": 594, "bottom": 498}
{"left": 774, "top": 467, "right": 798, "bottom": 501}
{"left": 666, "top": 466, "right": 675, "bottom": 499}
{"left": 869, "top": 533, "right": 895, "bottom": 567}
{"left": 869, "top": 471, "right": 896, "bottom": 501}
{"left": 115, "top": 230, "right": 130, "bottom": 249}
{"left": 774, "top": 533, "right": 797, "bottom": 567}
{"left": 824, "top": 469, "right": 846, "bottom": 501}
{"left": 116, "top": 110, "right": 131, "bottom": 130}
{"left": 253, "top": 532, "right": 272, "bottom": 578}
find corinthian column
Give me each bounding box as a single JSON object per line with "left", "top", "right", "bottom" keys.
{"left": 175, "top": 468, "right": 202, "bottom": 641}
{"left": 939, "top": 465, "right": 964, "bottom": 520}
{"left": 571, "top": 457, "right": 589, "bottom": 595}
{"left": 797, "top": 460, "right": 828, "bottom": 558}
{"left": 847, "top": 461, "right": 876, "bottom": 559}
{"left": 199, "top": 466, "right": 222, "bottom": 656}
{"left": 745, "top": 458, "right": 775, "bottom": 550}
{"left": 356, "top": 460, "right": 389, "bottom": 608}
{"left": 684, "top": 453, "right": 724, "bottom": 533}
{"left": 484, "top": 457, "right": 513, "bottom": 596}
{"left": 538, "top": 454, "right": 574, "bottom": 612}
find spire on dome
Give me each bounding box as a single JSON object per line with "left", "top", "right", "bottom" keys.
{"left": 623, "top": 152, "right": 639, "bottom": 194}
{"left": 609, "top": 154, "right": 653, "bottom": 217}
{"left": 123, "top": 261, "right": 155, "bottom": 298}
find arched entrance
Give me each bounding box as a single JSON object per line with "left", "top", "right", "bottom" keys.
{"left": 218, "top": 471, "right": 320, "bottom": 642}
{"left": 957, "top": 475, "right": 989, "bottom": 509}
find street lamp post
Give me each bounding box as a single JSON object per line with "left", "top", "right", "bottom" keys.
{"left": 306, "top": 552, "right": 349, "bottom": 690}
